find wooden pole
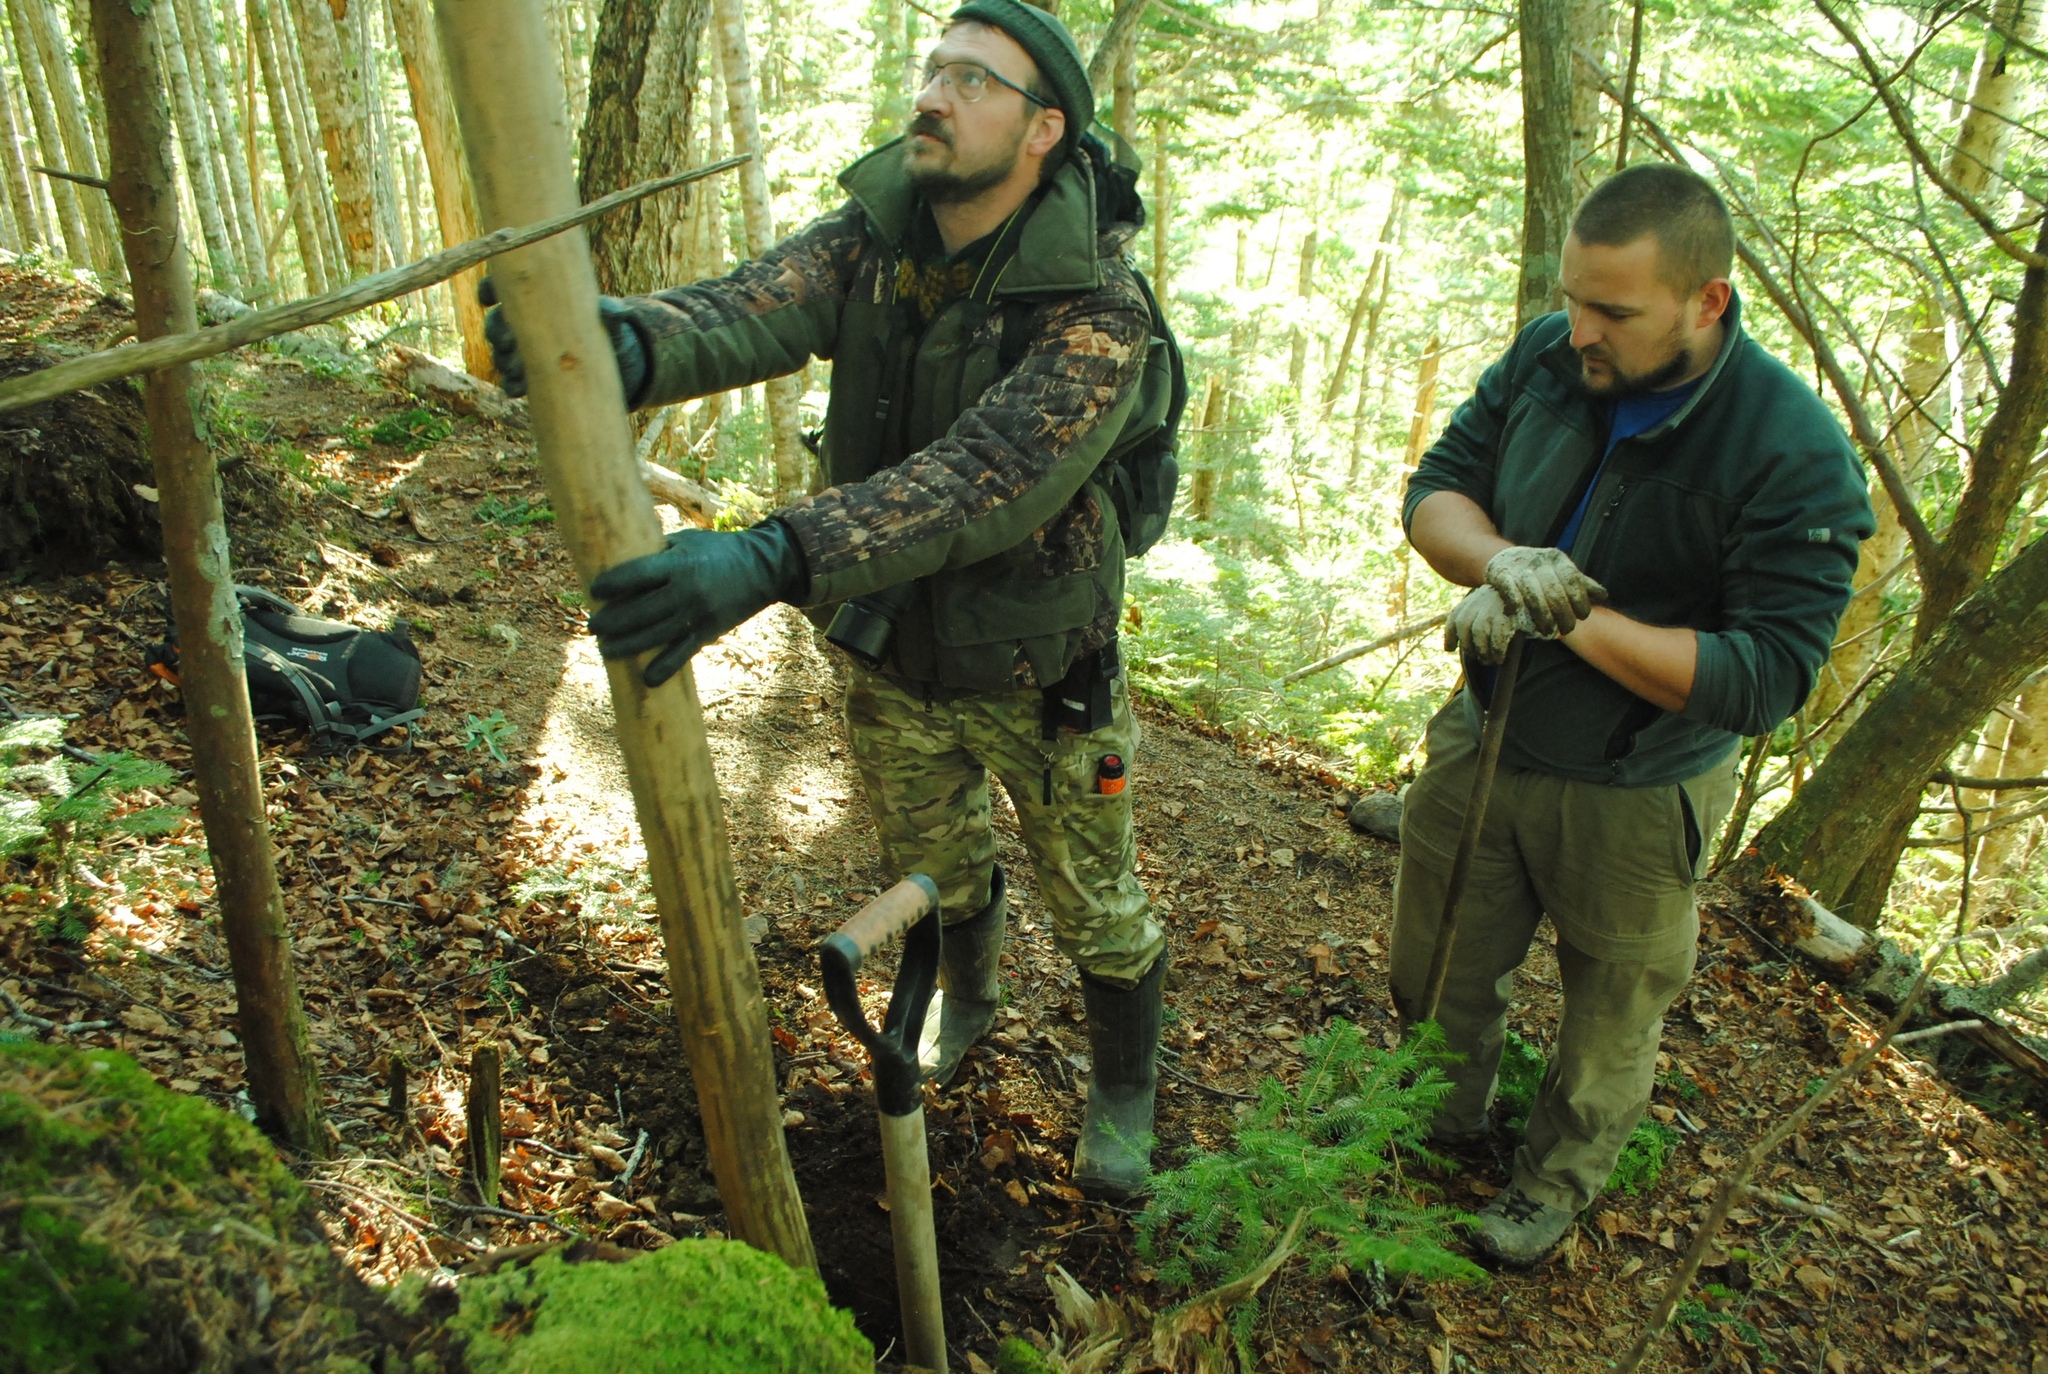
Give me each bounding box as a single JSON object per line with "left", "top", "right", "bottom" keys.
{"left": 466, "top": 1043, "right": 502, "bottom": 1206}
{"left": 432, "top": 0, "right": 814, "bottom": 1272}
{"left": 86, "top": 0, "right": 327, "bottom": 1156}
{"left": 0, "top": 156, "right": 745, "bottom": 415}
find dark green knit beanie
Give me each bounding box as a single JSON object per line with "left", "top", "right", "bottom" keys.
{"left": 948, "top": 0, "right": 1093, "bottom": 160}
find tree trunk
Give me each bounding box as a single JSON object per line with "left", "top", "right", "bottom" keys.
{"left": 346, "top": 0, "right": 402, "bottom": 271}
{"left": 172, "top": 0, "right": 248, "bottom": 272}
{"left": 865, "top": 0, "right": 907, "bottom": 146}
{"left": 1149, "top": 110, "right": 1168, "bottom": 298}
{"left": 1390, "top": 336, "right": 1444, "bottom": 617}
{"left": 154, "top": 0, "right": 243, "bottom": 291}
{"left": 173, "top": 0, "right": 266, "bottom": 294}
{"left": 388, "top": 0, "right": 491, "bottom": 377}
{"left": 578, "top": 0, "right": 710, "bottom": 296}
{"left": 1111, "top": 28, "right": 1136, "bottom": 147}
{"left": 1515, "top": 0, "right": 1572, "bottom": 329}
{"left": 1743, "top": 530, "right": 2048, "bottom": 926}
{"left": 1565, "top": 0, "right": 1611, "bottom": 197}
{"left": 710, "top": 0, "right": 804, "bottom": 496}
{"left": 88, "top": 0, "right": 328, "bottom": 1157}
{"left": 1977, "top": 673, "right": 2048, "bottom": 879}
{"left": 0, "top": 62, "right": 45, "bottom": 249}
{"left": 273, "top": 0, "right": 345, "bottom": 276}
{"left": 1185, "top": 372, "right": 1223, "bottom": 521}
{"left": 5, "top": 0, "right": 94, "bottom": 268}
{"left": 286, "top": 0, "right": 377, "bottom": 274}
{"left": 247, "top": 0, "right": 328, "bottom": 293}
{"left": 1287, "top": 229, "right": 1315, "bottom": 409}
{"left": 18, "top": 0, "right": 122, "bottom": 276}
{"left": 1949, "top": 0, "right": 2036, "bottom": 196}
{"left": 435, "top": 0, "right": 814, "bottom": 1269}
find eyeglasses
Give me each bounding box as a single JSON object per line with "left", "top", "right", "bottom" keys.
{"left": 918, "top": 59, "right": 1052, "bottom": 108}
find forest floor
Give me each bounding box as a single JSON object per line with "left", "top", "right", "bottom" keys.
{"left": 3, "top": 260, "right": 2047, "bottom": 1374}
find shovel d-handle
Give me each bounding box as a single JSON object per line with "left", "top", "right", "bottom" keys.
{"left": 819, "top": 873, "right": 949, "bottom": 1373}
{"left": 820, "top": 873, "right": 941, "bottom": 1118}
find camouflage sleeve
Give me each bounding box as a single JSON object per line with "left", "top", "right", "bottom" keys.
{"left": 615, "top": 200, "right": 867, "bottom": 408}
{"left": 777, "top": 257, "right": 1151, "bottom": 605}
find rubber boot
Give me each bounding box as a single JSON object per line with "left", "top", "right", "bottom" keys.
{"left": 1073, "top": 954, "right": 1165, "bottom": 1200}
{"left": 920, "top": 865, "right": 1006, "bottom": 1087}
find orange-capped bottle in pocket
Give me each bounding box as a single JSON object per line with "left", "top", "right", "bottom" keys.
{"left": 1096, "top": 754, "right": 1126, "bottom": 795}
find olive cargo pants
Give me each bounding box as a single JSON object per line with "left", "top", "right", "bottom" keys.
{"left": 1389, "top": 698, "right": 1738, "bottom": 1214}
{"left": 843, "top": 665, "right": 1164, "bottom": 987}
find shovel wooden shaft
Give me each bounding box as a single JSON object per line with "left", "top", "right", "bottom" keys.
{"left": 434, "top": 0, "right": 813, "bottom": 1271}
{"left": 879, "top": 1106, "right": 948, "bottom": 1374}
{"left": 1418, "top": 636, "right": 1526, "bottom": 1025}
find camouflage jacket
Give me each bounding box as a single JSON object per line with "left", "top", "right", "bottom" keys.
{"left": 614, "top": 140, "right": 1152, "bottom": 690}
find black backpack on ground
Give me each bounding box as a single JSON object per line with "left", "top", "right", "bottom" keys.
{"left": 149, "top": 586, "right": 424, "bottom": 751}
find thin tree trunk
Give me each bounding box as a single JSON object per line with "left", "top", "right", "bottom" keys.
{"left": 1149, "top": 110, "right": 1168, "bottom": 298}
{"left": 174, "top": 0, "right": 266, "bottom": 294}
{"left": 1287, "top": 229, "right": 1316, "bottom": 401}
{"left": 1565, "top": 0, "right": 1612, "bottom": 197}
{"left": 1085, "top": 0, "right": 1150, "bottom": 97}
{"left": 19, "top": 0, "right": 121, "bottom": 275}
{"left": 388, "top": 0, "right": 491, "bottom": 376}
{"left": 1391, "top": 336, "right": 1444, "bottom": 618}
{"left": 1515, "top": 0, "right": 1572, "bottom": 328}
{"left": 274, "top": 0, "right": 344, "bottom": 276}
{"left": 1185, "top": 372, "right": 1223, "bottom": 521}
{"left": 1322, "top": 281, "right": 1374, "bottom": 416}
{"left": 435, "top": 0, "right": 814, "bottom": 1269}
{"left": 248, "top": 0, "right": 328, "bottom": 293}
{"left": 1111, "top": 28, "right": 1136, "bottom": 146}
{"left": 1743, "top": 531, "right": 2048, "bottom": 926}
{"left": 1978, "top": 673, "right": 2048, "bottom": 878}
{"left": 154, "top": 0, "right": 242, "bottom": 291}
{"left": 88, "top": 0, "right": 327, "bottom": 1157}
{"left": 170, "top": 0, "right": 248, "bottom": 272}
{"left": 865, "top": 0, "right": 907, "bottom": 145}
{"left": 6, "top": 0, "right": 93, "bottom": 267}
{"left": 287, "top": 0, "right": 377, "bottom": 274}
{"left": 711, "top": 0, "right": 804, "bottom": 496}
{"left": 0, "top": 66, "right": 44, "bottom": 249}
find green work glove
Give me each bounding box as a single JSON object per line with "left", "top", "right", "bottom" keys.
{"left": 477, "top": 276, "right": 650, "bottom": 406}
{"left": 1483, "top": 545, "right": 1606, "bottom": 637}
{"left": 587, "top": 522, "right": 809, "bottom": 687}
{"left": 1445, "top": 585, "right": 1553, "bottom": 666}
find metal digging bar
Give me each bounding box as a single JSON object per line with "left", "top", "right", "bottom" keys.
{"left": 1418, "top": 634, "right": 1527, "bottom": 1025}
{"left": 820, "top": 875, "right": 948, "bottom": 1374}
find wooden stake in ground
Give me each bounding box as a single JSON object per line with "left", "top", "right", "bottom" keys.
{"left": 433, "top": 0, "right": 815, "bottom": 1272}
{"left": 86, "top": 0, "right": 327, "bottom": 1157}
{"left": 466, "top": 1044, "right": 502, "bottom": 1206}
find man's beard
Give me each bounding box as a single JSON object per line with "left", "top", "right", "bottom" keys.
{"left": 904, "top": 115, "right": 1025, "bottom": 205}
{"left": 1578, "top": 324, "right": 1694, "bottom": 399}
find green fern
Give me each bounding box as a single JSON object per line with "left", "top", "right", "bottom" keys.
{"left": 0, "top": 720, "right": 188, "bottom": 922}
{"left": 1136, "top": 1019, "right": 1485, "bottom": 1303}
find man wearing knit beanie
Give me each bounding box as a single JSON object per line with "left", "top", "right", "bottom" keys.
{"left": 483, "top": 2, "right": 1175, "bottom": 1200}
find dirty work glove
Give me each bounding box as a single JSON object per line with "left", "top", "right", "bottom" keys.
{"left": 477, "top": 276, "right": 650, "bottom": 406}
{"left": 1445, "top": 585, "right": 1554, "bottom": 666}
{"left": 1483, "top": 545, "right": 1606, "bottom": 637}
{"left": 587, "top": 521, "right": 808, "bottom": 687}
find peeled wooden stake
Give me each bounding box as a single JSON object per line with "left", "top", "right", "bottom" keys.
{"left": 434, "top": 0, "right": 814, "bottom": 1272}
{"left": 467, "top": 1045, "right": 502, "bottom": 1207}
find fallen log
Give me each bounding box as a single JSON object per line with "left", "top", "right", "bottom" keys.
{"left": 0, "top": 155, "right": 748, "bottom": 416}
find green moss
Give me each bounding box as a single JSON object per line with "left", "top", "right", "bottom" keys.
{"left": 994, "top": 1336, "right": 1058, "bottom": 1373}
{"left": 443, "top": 1240, "right": 872, "bottom": 1374}
{"left": 0, "top": 1041, "right": 353, "bottom": 1373}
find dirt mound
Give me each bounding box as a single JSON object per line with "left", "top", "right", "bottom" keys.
{"left": 0, "top": 342, "right": 161, "bottom": 574}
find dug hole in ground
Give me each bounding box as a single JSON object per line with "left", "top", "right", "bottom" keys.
{"left": 2, "top": 261, "right": 2045, "bottom": 1373}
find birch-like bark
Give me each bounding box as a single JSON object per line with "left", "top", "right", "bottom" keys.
{"left": 273, "top": 0, "right": 344, "bottom": 275}
{"left": 154, "top": 0, "right": 242, "bottom": 290}
{"left": 388, "top": 0, "right": 491, "bottom": 376}
{"left": 287, "top": 0, "right": 377, "bottom": 274}
{"left": 247, "top": 0, "right": 327, "bottom": 292}
{"left": 5, "top": 0, "right": 93, "bottom": 267}
{"left": 173, "top": 0, "right": 267, "bottom": 294}
{"left": 87, "top": 0, "right": 328, "bottom": 1157}
{"left": 19, "top": 0, "right": 121, "bottom": 274}
{"left": 169, "top": 0, "right": 248, "bottom": 271}
{"left": 0, "top": 66, "right": 44, "bottom": 249}
{"left": 711, "top": 0, "right": 804, "bottom": 496}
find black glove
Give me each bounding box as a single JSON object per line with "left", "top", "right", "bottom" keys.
{"left": 477, "top": 276, "right": 650, "bottom": 406}
{"left": 587, "top": 521, "right": 808, "bottom": 687}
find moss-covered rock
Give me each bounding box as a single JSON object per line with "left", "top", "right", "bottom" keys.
{"left": 424, "top": 1239, "right": 872, "bottom": 1373}
{"left": 0, "top": 1040, "right": 364, "bottom": 1373}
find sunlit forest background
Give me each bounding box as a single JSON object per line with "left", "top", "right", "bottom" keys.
{"left": 2, "top": 0, "right": 2043, "bottom": 1035}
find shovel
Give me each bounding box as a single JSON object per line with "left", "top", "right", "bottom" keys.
{"left": 1417, "top": 635, "right": 1526, "bottom": 1023}
{"left": 821, "top": 874, "right": 948, "bottom": 1374}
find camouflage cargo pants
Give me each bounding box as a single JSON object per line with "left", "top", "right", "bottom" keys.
{"left": 843, "top": 665, "right": 1163, "bottom": 987}
{"left": 1389, "top": 698, "right": 1738, "bottom": 1214}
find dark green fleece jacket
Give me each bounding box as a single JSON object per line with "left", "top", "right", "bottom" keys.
{"left": 1403, "top": 294, "right": 1875, "bottom": 787}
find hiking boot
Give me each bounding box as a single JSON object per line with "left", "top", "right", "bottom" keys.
{"left": 920, "top": 866, "right": 1006, "bottom": 1088}
{"left": 1471, "top": 1185, "right": 1579, "bottom": 1267}
{"left": 1073, "top": 955, "right": 1165, "bottom": 1201}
